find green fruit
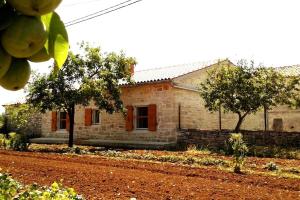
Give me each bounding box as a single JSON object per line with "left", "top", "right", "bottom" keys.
{"left": 7, "top": 0, "right": 62, "bottom": 16}
{"left": 29, "top": 46, "right": 51, "bottom": 62}
{"left": 1, "top": 15, "right": 47, "bottom": 58}
{"left": 0, "top": 45, "right": 12, "bottom": 79}
{"left": 0, "top": 59, "right": 31, "bottom": 91}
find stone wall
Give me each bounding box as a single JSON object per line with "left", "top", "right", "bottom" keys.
{"left": 178, "top": 130, "right": 300, "bottom": 148}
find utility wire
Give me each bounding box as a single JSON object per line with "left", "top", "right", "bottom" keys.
{"left": 65, "top": 0, "right": 142, "bottom": 27}
{"left": 65, "top": 0, "right": 132, "bottom": 25}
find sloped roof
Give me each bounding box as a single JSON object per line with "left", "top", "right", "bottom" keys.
{"left": 131, "top": 59, "right": 225, "bottom": 84}
{"left": 276, "top": 65, "right": 300, "bottom": 76}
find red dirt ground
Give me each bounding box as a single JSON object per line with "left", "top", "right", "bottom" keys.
{"left": 0, "top": 150, "right": 299, "bottom": 200}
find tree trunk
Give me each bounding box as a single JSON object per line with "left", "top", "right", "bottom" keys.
{"left": 234, "top": 113, "right": 246, "bottom": 133}
{"left": 68, "top": 104, "right": 75, "bottom": 148}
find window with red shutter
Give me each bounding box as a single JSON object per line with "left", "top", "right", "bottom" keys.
{"left": 126, "top": 105, "right": 134, "bottom": 131}
{"left": 148, "top": 104, "right": 157, "bottom": 131}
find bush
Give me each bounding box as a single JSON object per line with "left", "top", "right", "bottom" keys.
{"left": 227, "top": 133, "right": 248, "bottom": 173}
{"left": 0, "top": 172, "right": 84, "bottom": 200}
{"left": 8, "top": 132, "right": 29, "bottom": 151}
{"left": 0, "top": 132, "right": 29, "bottom": 151}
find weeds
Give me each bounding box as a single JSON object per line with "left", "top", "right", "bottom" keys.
{"left": 186, "top": 144, "right": 211, "bottom": 155}
{"left": 264, "top": 162, "right": 279, "bottom": 171}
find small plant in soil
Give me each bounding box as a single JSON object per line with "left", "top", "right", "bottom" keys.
{"left": 264, "top": 162, "right": 279, "bottom": 171}
{"left": 227, "top": 133, "right": 248, "bottom": 173}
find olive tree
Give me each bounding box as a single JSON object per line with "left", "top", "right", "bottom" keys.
{"left": 199, "top": 60, "right": 299, "bottom": 132}
{"left": 27, "top": 43, "right": 135, "bottom": 147}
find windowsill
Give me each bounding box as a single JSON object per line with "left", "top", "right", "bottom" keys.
{"left": 92, "top": 123, "right": 101, "bottom": 126}
{"left": 133, "top": 129, "right": 150, "bottom": 133}
{"left": 55, "top": 129, "right": 68, "bottom": 134}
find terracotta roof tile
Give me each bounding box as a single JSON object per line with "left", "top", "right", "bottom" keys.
{"left": 276, "top": 65, "right": 300, "bottom": 76}
{"left": 131, "top": 59, "right": 225, "bottom": 84}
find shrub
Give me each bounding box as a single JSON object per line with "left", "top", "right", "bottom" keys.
{"left": 264, "top": 162, "right": 279, "bottom": 171}
{"left": 0, "top": 172, "right": 84, "bottom": 200}
{"left": 8, "top": 132, "right": 29, "bottom": 151}
{"left": 227, "top": 133, "right": 248, "bottom": 173}
{"left": 0, "top": 132, "right": 29, "bottom": 151}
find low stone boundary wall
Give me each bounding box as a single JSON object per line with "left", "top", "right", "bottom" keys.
{"left": 178, "top": 130, "right": 300, "bottom": 148}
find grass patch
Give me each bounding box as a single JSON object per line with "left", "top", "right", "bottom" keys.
{"left": 96, "top": 150, "right": 230, "bottom": 168}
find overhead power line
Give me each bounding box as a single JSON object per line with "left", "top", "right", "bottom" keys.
{"left": 65, "top": 0, "right": 132, "bottom": 25}
{"left": 65, "top": 0, "right": 143, "bottom": 27}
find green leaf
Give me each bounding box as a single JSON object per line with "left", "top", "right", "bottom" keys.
{"left": 42, "top": 12, "right": 69, "bottom": 68}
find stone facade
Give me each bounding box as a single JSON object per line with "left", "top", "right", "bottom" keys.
{"left": 39, "top": 60, "right": 300, "bottom": 145}
{"left": 41, "top": 81, "right": 178, "bottom": 143}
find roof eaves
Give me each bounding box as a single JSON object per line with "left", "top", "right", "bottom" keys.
{"left": 120, "top": 78, "right": 172, "bottom": 87}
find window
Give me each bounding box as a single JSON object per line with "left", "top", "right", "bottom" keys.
{"left": 92, "top": 109, "right": 100, "bottom": 124}
{"left": 136, "top": 107, "right": 148, "bottom": 129}
{"left": 58, "top": 111, "right": 67, "bottom": 129}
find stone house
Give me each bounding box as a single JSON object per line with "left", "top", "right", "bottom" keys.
{"left": 31, "top": 59, "right": 300, "bottom": 148}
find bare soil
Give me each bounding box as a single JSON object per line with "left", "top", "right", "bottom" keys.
{"left": 0, "top": 150, "right": 299, "bottom": 200}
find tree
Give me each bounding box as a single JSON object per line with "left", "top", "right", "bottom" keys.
{"left": 3, "top": 103, "right": 39, "bottom": 136}
{"left": 199, "top": 60, "right": 299, "bottom": 133}
{"left": 26, "top": 43, "right": 136, "bottom": 147}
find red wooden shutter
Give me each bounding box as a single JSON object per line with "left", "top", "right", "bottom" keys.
{"left": 66, "top": 113, "right": 70, "bottom": 131}
{"left": 51, "top": 111, "right": 57, "bottom": 131}
{"left": 126, "top": 106, "right": 134, "bottom": 131}
{"left": 85, "top": 108, "right": 92, "bottom": 126}
{"left": 148, "top": 104, "right": 157, "bottom": 131}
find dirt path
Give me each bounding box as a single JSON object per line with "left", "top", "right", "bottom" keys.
{"left": 0, "top": 150, "right": 299, "bottom": 200}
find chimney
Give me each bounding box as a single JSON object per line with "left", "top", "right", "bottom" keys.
{"left": 130, "top": 64, "right": 135, "bottom": 77}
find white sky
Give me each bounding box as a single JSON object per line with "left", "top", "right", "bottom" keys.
{"left": 1, "top": 0, "right": 300, "bottom": 112}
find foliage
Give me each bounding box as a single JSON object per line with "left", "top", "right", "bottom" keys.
{"left": 227, "top": 133, "right": 248, "bottom": 173}
{"left": 0, "top": 0, "right": 68, "bottom": 91}
{"left": 0, "top": 132, "right": 29, "bottom": 151}
{"left": 27, "top": 43, "right": 136, "bottom": 147}
{"left": 4, "top": 103, "right": 39, "bottom": 136}
{"left": 264, "top": 162, "right": 279, "bottom": 171}
{"left": 0, "top": 172, "right": 84, "bottom": 200}
{"left": 0, "top": 114, "right": 4, "bottom": 130}
{"left": 199, "top": 60, "right": 299, "bottom": 132}
{"left": 0, "top": 173, "right": 21, "bottom": 200}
